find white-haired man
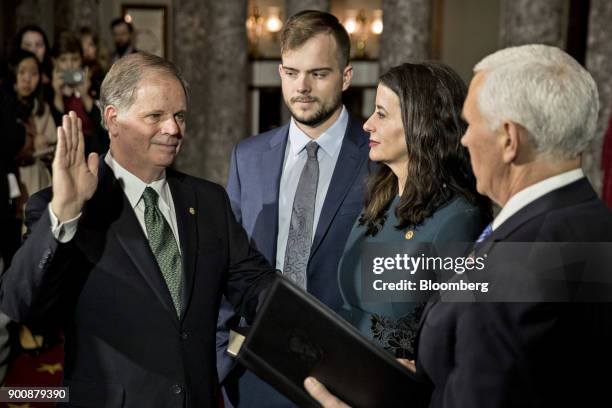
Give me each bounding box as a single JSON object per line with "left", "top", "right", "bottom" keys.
{"left": 305, "top": 45, "right": 612, "bottom": 407}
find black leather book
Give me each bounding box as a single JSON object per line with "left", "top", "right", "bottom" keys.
{"left": 227, "top": 275, "right": 432, "bottom": 407}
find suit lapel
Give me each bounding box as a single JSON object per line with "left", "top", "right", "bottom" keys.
{"left": 259, "top": 125, "right": 289, "bottom": 263}
{"left": 311, "top": 119, "right": 367, "bottom": 257}
{"left": 476, "top": 178, "right": 596, "bottom": 249}
{"left": 415, "top": 180, "right": 598, "bottom": 357}
{"left": 167, "top": 171, "right": 198, "bottom": 320}
{"left": 112, "top": 207, "right": 178, "bottom": 318}
{"left": 413, "top": 291, "right": 440, "bottom": 358}
{"left": 92, "top": 163, "right": 178, "bottom": 320}
{"left": 416, "top": 292, "right": 439, "bottom": 331}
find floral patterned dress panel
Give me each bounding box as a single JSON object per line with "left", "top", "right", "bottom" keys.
{"left": 370, "top": 302, "right": 426, "bottom": 359}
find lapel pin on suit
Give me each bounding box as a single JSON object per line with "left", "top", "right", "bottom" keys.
{"left": 189, "top": 207, "right": 196, "bottom": 215}
{"left": 405, "top": 230, "right": 414, "bottom": 240}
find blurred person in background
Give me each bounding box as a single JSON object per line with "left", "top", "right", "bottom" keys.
{"left": 13, "top": 25, "right": 53, "bottom": 93}
{"left": 5, "top": 50, "right": 56, "bottom": 208}
{"left": 79, "top": 26, "right": 107, "bottom": 99}
{"left": 110, "top": 17, "right": 138, "bottom": 63}
{"left": 50, "top": 31, "right": 108, "bottom": 155}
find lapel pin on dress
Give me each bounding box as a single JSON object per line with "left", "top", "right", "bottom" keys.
{"left": 189, "top": 207, "right": 196, "bottom": 215}
{"left": 405, "top": 230, "right": 414, "bottom": 240}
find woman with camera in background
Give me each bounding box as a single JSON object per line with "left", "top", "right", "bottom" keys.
{"left": 50, "top": 31, "right": 108, "bottom": 155}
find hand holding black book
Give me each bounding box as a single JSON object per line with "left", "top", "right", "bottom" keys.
{"left": 227, "top": 275, "right": 432, "bottom": 407}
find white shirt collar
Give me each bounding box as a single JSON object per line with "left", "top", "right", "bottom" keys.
{"left": 104, "top": 153, "right": 170, "bottom": 211}
{"left": 288, "top": 105, "right": 348, "bottom": 158}
{"left": 492, "top": 168, "right": 584, "bottom": 230}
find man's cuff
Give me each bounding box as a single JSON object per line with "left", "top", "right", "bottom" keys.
{"left": 48, "top": 205, "right": 81, "bottom": 243}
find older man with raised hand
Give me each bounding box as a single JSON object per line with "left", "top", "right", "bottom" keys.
{"left": 0, "top": 52, "right": 275, "bottom": 408}
{"left": 305, "top": 44, "right": 612, "bottom": 407}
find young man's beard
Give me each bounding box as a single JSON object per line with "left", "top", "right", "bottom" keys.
{"left": 290, "top": 92, "right": 342, "bottom": 128}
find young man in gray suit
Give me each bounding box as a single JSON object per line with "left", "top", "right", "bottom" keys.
{"left": 217, "top": 10, "right": 370, "bottom": 408}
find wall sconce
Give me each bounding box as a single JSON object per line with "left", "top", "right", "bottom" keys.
{"left": 246, "top": 6, "right": 265, "bottom": 58}
{"left": 343, "top": 9, "right": 383, "bottom": 59}
{"left": 246, "top": 5, "right": 284, "bottom": 58}
{"left": 344, "top": 9, "right": 358, "bottom": 34}
{"left": 371, "top": 9, "right": 383, "bottom": 35}
{"left": 266, "top": 7, "right": 283, "bottom": 33}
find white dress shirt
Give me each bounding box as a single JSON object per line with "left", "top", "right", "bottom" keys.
{"left": 275, "top": 106, "right": 348, "bottom": 271}
{"left": 50, "top": 152, "right": 181, "bottom": 252}
{"left": 492, "top": 168, "right": 585, "bottom": 231}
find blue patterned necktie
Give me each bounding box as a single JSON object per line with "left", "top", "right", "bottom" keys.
{"left": 283, "top": 141, "right": 319, "bottom": 289}
{"left": 475, "top": 223, "right": 493, "bottom": 244}
{"left": 142, "top": 187, "right": 183, "bottom": 315}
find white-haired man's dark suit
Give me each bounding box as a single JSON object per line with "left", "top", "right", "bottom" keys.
{"left": 417, "top": 175, "right": 612, "bottom": 407}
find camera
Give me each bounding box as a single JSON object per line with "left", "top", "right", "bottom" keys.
{"left": 60, "top": 69, "right": 85, "bottom": 86}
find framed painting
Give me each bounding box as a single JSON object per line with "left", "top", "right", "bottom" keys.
{"left": 121, "top": 4, "right": 167, "bottom": 57}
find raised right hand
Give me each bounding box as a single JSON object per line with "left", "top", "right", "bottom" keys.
{"left": 50, "top": 111, "right": 99, "bottom": 222}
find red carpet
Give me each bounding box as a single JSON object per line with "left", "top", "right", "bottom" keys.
{"left": 1, "top": 340, "right": 64, "bottom": 408}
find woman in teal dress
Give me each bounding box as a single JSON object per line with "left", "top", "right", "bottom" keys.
{"left": 338, "top": 62, "right": 491, "bottom": 359}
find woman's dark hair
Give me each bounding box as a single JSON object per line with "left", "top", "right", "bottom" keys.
{"left": 6, "top": 49, "right": 44, "bottom": 117}
{"left": 360, "top": 61, "right": 491, "bottom": 235}
{"left": 13, "top": 24, "right": 52, "bottom": 80}
{"left": 51, "top": 31, "right": 83, "bottom": 58}
{"left": 79, "top": 26, "right": 99, "bottom": 45}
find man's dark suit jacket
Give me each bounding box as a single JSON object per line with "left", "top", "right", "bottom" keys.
{"left": 416, "top": 178, "right": 612, "bottom": 407}
{"left": 217, "top": 117, "right": 370, "bottom": 407}
{"left": 0, "top": 161, "right": 275, "bottom": 408}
